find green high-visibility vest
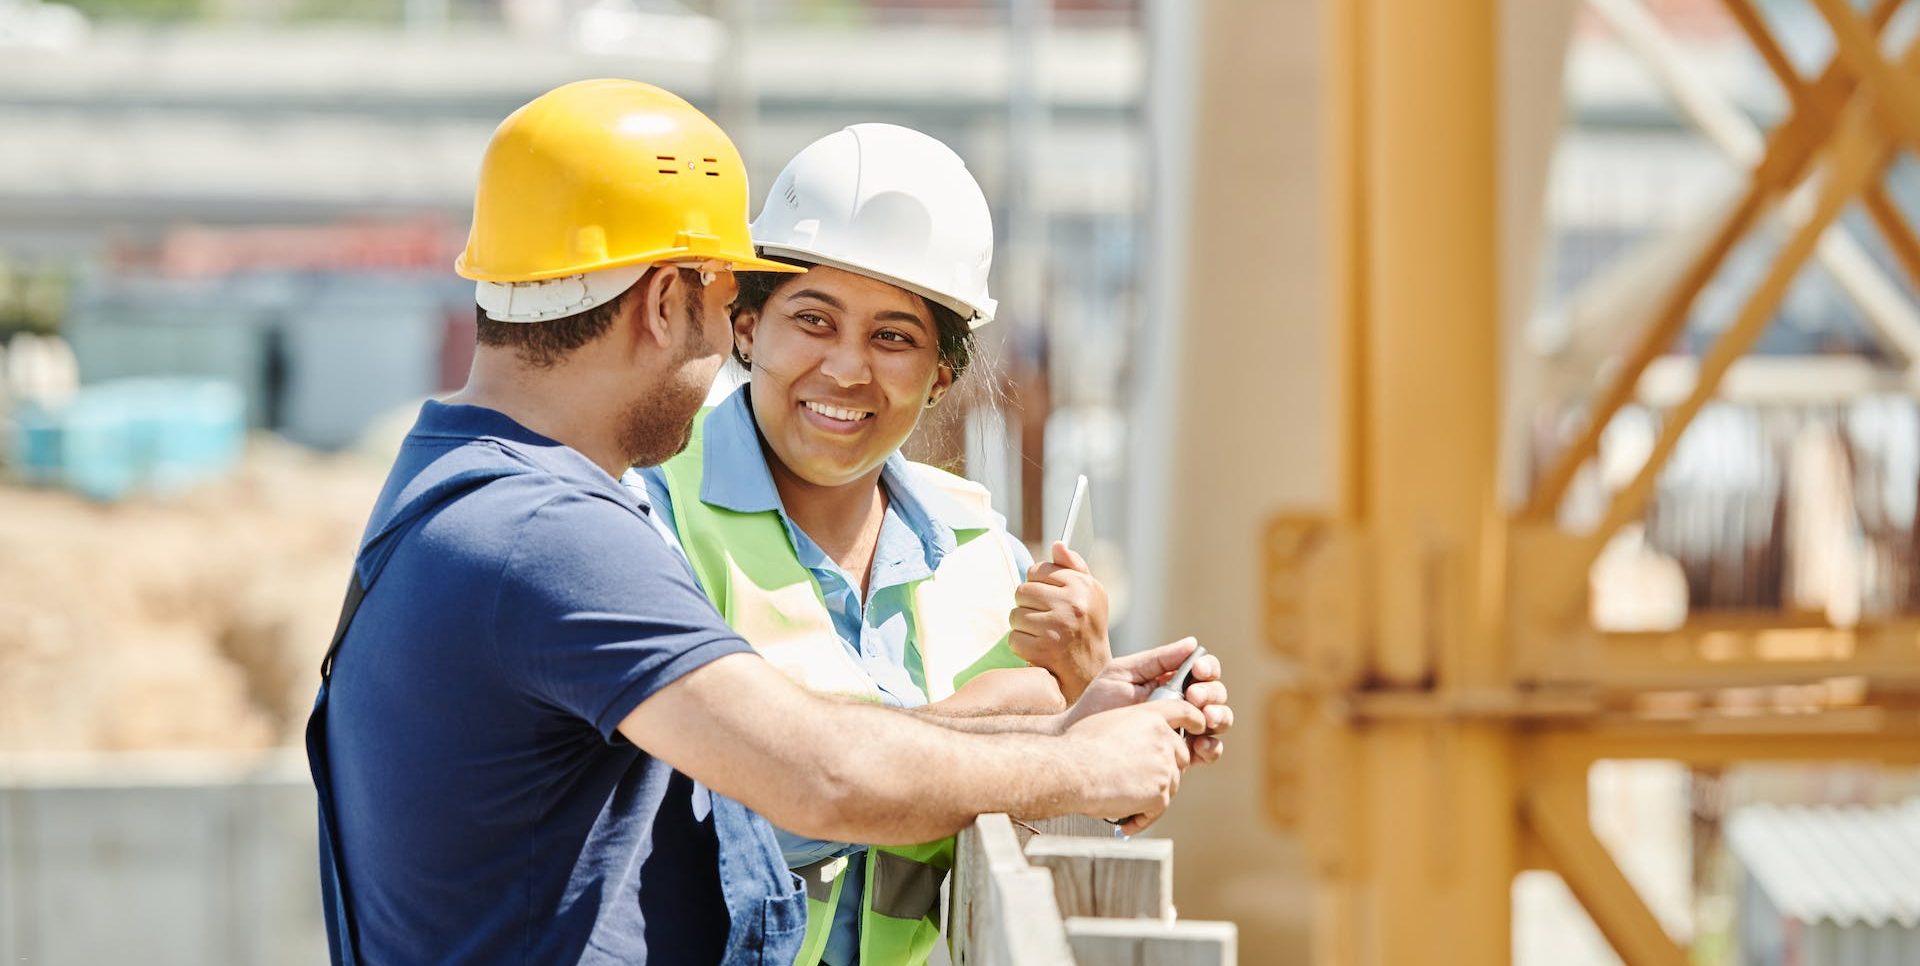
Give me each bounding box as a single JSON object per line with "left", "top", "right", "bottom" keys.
{"left": 657, "top": 408, "right": 1028, "bottom": 965}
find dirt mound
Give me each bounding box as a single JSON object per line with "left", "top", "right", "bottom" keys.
{"left": 0, "top": 438, "right": 386, "bottom": 753}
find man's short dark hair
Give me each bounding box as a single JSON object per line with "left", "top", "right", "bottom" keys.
{"left": 475, "top": 268, "right": 702, "bottom": 368}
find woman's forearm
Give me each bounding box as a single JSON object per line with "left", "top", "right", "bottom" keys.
{"left": 923, "top": 666, "right": 1067, "bottom": 717}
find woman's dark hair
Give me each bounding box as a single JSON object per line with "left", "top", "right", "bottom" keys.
{"left": 731, "top": 260, "right": 976, "bottom": 379}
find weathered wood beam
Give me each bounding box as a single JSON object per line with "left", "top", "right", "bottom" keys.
{"left": 1025, "top": 835, "right": 1174, "bottom": 921}
{"left": 1064, "top": 918, "right": 1238, "bottom": 966}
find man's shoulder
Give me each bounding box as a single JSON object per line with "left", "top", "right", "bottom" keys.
{"left": 367, "top": 438, "right": 645, "bottom": 575}
{"left": 490, "top": 477, "right": 689, "bottom": 596}
{"left": 386, "top": 430, "right": 632, "bottom": 518}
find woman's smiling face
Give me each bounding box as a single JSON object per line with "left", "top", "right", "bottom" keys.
{"left": 735, "top": 265, "right": 953, "bottom": 488}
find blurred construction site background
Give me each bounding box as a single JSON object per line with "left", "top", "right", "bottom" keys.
{"left": 4, "top": 0, "right": 1920, "bottom": 963}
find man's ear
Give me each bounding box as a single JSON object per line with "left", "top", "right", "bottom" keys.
{"left": 628, "top": 265, "right": 679, "bottom": 350}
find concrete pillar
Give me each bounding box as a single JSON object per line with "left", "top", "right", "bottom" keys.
{"left": 1130, "top": 0, "right": 1333, "bottom": 959}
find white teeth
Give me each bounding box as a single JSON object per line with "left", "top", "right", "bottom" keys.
{"left": 804, "top": 401, "right": 871, "bottom": 422}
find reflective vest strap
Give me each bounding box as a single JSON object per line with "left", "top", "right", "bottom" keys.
{"left": 909, "top": 529, "right": 1021, "bottom": 701}
{"left": 868, "top": 849, "right": 947, "bottom": 921}
{"left": 901, "top": 465, "right": 1024, "bottom": 700}
{"left": 658, "top": 410, "right": 880, "bottom": 700}
{"left": 855, "top": 843, "right": 951, "bottom": 966}
{"left": 654, "top": 409, "right": 731, "bottom": 609}
{"left": 792, "top": 846, "right": 950, "bottom": 966}
{"left": 793, "top": 855, "right": 851, "bottom": 965}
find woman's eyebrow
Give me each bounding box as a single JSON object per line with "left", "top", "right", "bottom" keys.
{"left": 786, "top": 288, "right": 930, "bottom": 333}
{"left": 784, "top": 288, "right": 846, "bottom": 310}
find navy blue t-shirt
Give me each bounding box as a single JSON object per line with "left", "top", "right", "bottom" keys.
{"left": 317, "top": 400, "right": 803, "bottom": 964}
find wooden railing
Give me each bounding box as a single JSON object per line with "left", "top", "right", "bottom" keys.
{"left": 949, "top": 814, "right": 1238, "bottom": 965}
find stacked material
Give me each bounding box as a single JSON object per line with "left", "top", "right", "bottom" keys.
{"left": 11, "top": 378, "right": 245, "bottom": 501}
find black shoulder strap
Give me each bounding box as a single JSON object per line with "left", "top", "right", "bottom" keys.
{"left": 319, "top": 572, "right": 368, "bottom": 680}
{"left": 309, "top": 572, "right": 367, "bottom": 965}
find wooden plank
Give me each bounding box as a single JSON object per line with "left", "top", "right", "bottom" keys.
{"left": 1024, "top": 835, "right": 1174, "bottom": 920}
{"left": 1031, "top": 814, "right": 1113, "bottom": 838}
{"left": 1064, "top": 918, "right": 1237, "bottom": 966}
{"left": 951, "top": 814, "right": 1074, "bottom": 966}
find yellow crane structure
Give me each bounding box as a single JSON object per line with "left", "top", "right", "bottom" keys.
{"left": 1135, "top": 1, "right": 1920, "bottom": 962}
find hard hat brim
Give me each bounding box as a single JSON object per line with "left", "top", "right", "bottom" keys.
{"left": 728, "top": 254, "right": 809, "bottom": 275}
{"left": 753, "top": 244, "right": 994, "bottom": 329}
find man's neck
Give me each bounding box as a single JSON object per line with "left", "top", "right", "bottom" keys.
{"left": 448, "top": 359, "right": 628, "bottom": 479}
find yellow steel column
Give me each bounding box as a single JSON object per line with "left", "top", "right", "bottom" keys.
{"left": 1360, "top": 0, "right": 1501, "bottom": 690}
{"left": 1330, "top": 0, "right": 1515, "bottom": 963}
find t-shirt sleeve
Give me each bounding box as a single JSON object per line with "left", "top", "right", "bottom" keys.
{"left": 492, "top": 490, "right": 753, "bottom": 741}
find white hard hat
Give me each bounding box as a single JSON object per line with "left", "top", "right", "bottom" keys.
{"left": 751, "top": 124, "right": 997, "bottom": 329}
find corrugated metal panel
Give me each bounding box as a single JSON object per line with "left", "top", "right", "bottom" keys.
{"left": 1727, "top": 800, "right": 1920, "bottom": 930}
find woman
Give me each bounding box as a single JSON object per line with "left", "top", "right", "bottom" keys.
{"left": 629, "top": 123, "right": 1116, "bottom": 966}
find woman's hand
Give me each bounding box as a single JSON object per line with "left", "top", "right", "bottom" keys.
{"left": 1008, "top": 541, "right": 1113, "bottom": 702}
{"left": 1061, "top": 638, "right": 1231, "bottom": 765}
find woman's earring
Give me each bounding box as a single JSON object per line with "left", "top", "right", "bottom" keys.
{"left": 925, "top": 397, "right": 939, "bottom": 409}
{"left": 733, "top": 346, "right": 751, "bottom": 369}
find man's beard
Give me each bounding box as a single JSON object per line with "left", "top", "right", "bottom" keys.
{"left": 620, "top": 293, "right": 717, "bottom": 469}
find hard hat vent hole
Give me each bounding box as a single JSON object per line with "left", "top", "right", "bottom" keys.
{"left": 782, "top": 183, "right": 800, "bottom": 208}
{"left": 656, "top": 155, "right": 676, "bottom": 161}
{"left": 706, "top": 172, "right": 719, "bottom": 177}
{"left": 658, "top": 168, "right": 677, "bottom": 175}
{"left": 703, "top": 157, "right": 718, "bottom": 163}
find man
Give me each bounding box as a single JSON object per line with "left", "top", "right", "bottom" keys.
{"left": 308, "top": 79, "right": 1231, "bottom": 964}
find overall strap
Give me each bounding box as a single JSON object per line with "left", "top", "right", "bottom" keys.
{"left": 308, "top": 572, "right": 369, "bottom": 965}
{"left": 319, "top": 572, "right": 367, "bottom": 680}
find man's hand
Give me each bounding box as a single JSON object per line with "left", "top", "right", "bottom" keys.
{"left": 1062, "top": 638, "right": 1232, "bottom": 765}
{"left": 1059, "top": 699, "right": 1201, "bottom": 835}
{"left": 1009, "top": 541, "right": 1113, "bottom": 703}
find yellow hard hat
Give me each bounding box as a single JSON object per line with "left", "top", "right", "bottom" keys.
{"left": 456, "top": 79, "right": 800, "bottom": 298}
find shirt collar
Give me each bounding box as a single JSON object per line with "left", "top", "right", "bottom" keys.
{"left": 698, "top": 387, "right": 995, "bottom": 565}
{"left": 697, "top": 388, "right": 788, "bottom": 514}
{"left": 412, "top": 398, "right": 633, "bottom": 506}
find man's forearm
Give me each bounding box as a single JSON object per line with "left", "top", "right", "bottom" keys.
{"left": 804, "top": 701, "right": 1093, "bottom": 844}
{"left": 623, "top": 652, "right": 1115, "bottom": 848}
{"left": 908, "top": 703, "right": 1062, "bottom": 734}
